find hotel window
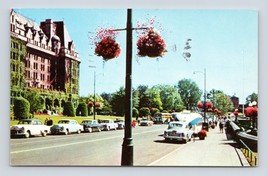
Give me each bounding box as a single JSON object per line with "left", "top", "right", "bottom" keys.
{"left": 41, "top": 64, "right": 45, "bottom": 71}
{"left": 33, "top": 63, "right": 38, "bottom": 69}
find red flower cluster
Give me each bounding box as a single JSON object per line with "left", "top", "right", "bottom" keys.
{"left": 197, "top": 101, "right": 213, "bottom": 109}
{"left": 197, "top": 102, "right": 203, "bottom": 109}
{"left": 95, "top": 37, "right": 121, "bottom": 61}
{"left": 137, "top": 28, "right": 166, "bottom": 58}
{"left": 88, "top": 102, "right": 101, "bottom": 108}
{"left": 233, "top": 111, "right": 239, "bottom": 116}
{"left": 245, "top": 106, "right": 258, "bottom": 117}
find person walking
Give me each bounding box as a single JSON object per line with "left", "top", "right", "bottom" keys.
{"left": 219, "top": 119, "right": 225, "bottom": 133}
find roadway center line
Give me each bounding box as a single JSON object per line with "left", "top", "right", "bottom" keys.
{"left": 10, "top": 128, "right": 163, "bottom": 154}
{"left": 147, "top": 143, "right": 187, "bottom": 166}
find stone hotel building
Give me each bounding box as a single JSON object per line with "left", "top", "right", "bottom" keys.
{"left": 10, "top": 9, "right": 81, "bottom": 113}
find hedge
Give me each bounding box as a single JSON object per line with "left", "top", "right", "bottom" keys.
{"left": 13, "top": 97, "right": 30, "bottom": 119}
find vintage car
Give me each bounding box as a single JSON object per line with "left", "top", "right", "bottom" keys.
{"left": 10, "top": 119, "right": 50, "bottom": 138}
{"left": 81, "top": 120, "right": 103, "bottom": 132}
{"left": 163, "top": 121, "right": 194, "bottom": 143}
{"left": 139, "top": 119, "right": 154, "bottom": 126}
{"left": 114, "top": 119, "right": 125, "bottom": 129}
{"left": 50, "top": 119, "right": 83, "bottom": 135}
{"left": 99, "top": 119, "right": 118, "bottom": 131}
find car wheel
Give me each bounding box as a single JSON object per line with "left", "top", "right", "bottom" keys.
{"left": 25, "top": 131, "right": 30, "bottom": 138}
{"left": 41, "top": 131, "right": 47, "bottom": 137}
{"left": 88, "top": 128, "right": 92, "bottom": 133}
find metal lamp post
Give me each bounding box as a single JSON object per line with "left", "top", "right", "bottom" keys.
{"left": 121, "top": 8, "right": 133, "bottom": 166}
{"left": 89, "top": 66, "right": 96, "bottom": 120}
{"left": 194, "top": 68, "right": 207, "bottom": 124}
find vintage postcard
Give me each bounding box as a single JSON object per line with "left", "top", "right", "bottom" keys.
{"left": 10, "top": 9, "right": 258, "bottom": 166}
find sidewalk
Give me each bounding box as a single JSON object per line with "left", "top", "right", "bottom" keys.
{"left": 149, "top": 127, "right": 250, "bottom": 166}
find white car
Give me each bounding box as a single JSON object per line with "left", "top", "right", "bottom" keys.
{"left": 50, "top": 119, "right": 83, "bottom": 135}
{"left": 163, "top": 121, "right": 194, "bottom": 143}
{"left": 10, "top": 119, "right": 50, "bottom": 138}
{"left": 99, "top": 119, "right": 118, "bottom": 131}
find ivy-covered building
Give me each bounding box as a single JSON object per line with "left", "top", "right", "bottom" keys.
{"left": 10, "top": 9, "right": 81, "bottom": 114}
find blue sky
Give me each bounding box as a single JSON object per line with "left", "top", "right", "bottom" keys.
{"left": 16, "top": 9, "right": 258, "bottom": 104}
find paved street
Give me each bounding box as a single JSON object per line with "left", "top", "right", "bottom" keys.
{"left": 10, "top": 124, "right": 249, "bottom": 166}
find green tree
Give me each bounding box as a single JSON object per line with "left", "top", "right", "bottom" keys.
{"left": 63, "top": 101, "right": 75, "bottom": 117}
{"left": 13, "top": 97, "right": 30, "bottom": 119}
{"left": 137, "top": 85, "right": 150, "bottom": 108}
{"left": 246, "top": 93, "right": 258, "bottom": 105}
{"left": 152, "top": 84, "right": 184, "bottom": 112}
{"left": 147, "top": 89, "right": 163, "bottom": 111}
{"left": 208, "top": 89, "right": 224, "bottom": 109}
{"left": 111, "top": 87, "right": 139, "bottom": 116}
{"left": 214, "top": 93, "right": 234, "bottom": 114}
{"left": 24, "top": 89, "right": 44, "bottom": 115}
{"left": 111, "top": 87, "right": 125, "bottom": 116}
{"left": 176, "top": 79, "right": 202, "bottom": 110}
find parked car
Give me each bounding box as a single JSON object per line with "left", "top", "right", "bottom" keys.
{"left": 139, "top": 119, "right": 153, "bottom": 126}
{"left": 50, "top": 119, "right": 83, "bottom": 135}
{"left": 10, "top": 119, "right": 50, "bottom": 138}
{"left": 99, "top": 119, "right": 118, "bottom": 131}
{"left": 114, "top": 119, "right": 125, "bottom": 129}
{"left": 81, "top": 120, "right": 103, "bottom": 132}
{"left": 163, "top": 121, "right": 194, "bottom": 143}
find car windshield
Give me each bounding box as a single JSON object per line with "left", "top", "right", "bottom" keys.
{"left": 58, "top": 120, "right": 70, "bottom": 124}
{"left": 100, "top": 120, "right": 110, "bottom": 123}
{"left": 18, "top": 120, "right": 32, "bottom": 125}
{"left": 82, "top": 120, "right": 92, "bottom": 124}
{"left": 168, "top": 123, "right": 183, "bottom": 129}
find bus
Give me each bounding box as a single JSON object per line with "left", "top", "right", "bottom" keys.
{"left": 153, "top": 112, "right": 172, "bottom": 124}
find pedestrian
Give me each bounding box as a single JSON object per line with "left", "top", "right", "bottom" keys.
{"left": 44, "top": 118, "right": 48, "bottom": 125}
{"left": 132, "top": 120, "right": 136, "bottom": 128}
{"left": 219, "top": 120, "right": 224, "bottom": 133}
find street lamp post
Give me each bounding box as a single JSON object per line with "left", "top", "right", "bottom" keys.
{"left": 121, "top": 8, "right": 133, "bottom": 166}
{"left": 89, "top": 66, "right": 96, "bottom": 120}
{"left": 194, "top": 68, "right": 207, "bottom": 124}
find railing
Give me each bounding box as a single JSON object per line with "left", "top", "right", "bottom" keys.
{"left": 239, "top": 139, "right": 258, "bottom": 166}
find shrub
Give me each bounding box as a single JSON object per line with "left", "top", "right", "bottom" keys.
{"left": 150, "top": 108, "right": 159, "bottom": 117}
{"left": 13, "top": 97, "right": 30, "bottom": 120}
{"left": 63, "top": 101, "right": 75, "bottom": 117}
{"left": 139, "top": 107, "right": 151, "bottom": 117}
{"left": 76, "top": 102, "right": 88, "bottom": 116}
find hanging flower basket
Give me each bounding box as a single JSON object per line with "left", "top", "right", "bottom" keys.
{"left": 136, "top": 28, "right": 166, "bottom": 58}
{"left": 245, "top": 106, "right": 258, "bottom": 117}
{"left": 198, "top": 130, "right": 207, "bottom": 140}
{"left": 95, "top": 37, "right": 121, "bottom": 61}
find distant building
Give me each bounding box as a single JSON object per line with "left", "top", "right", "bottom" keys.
{"left": 230, "top": 95, "right": 239, "bottom": 110}
{"left": 10, "top": 9, "right": 81, "bottom": 113}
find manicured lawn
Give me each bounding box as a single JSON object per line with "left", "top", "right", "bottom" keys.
{"left": 10, "top": 115, "right": 125, "bottom": 126}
